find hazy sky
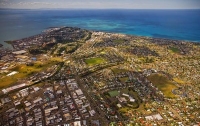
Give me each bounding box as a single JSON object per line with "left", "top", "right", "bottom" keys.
{"left": 0, "top": 0, "right": 200, "bottom": 9}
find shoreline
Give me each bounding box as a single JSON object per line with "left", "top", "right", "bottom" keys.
{"left": 3, "top": 27, "right": 200, "bottom": 50}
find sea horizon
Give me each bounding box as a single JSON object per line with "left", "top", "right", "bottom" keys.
{"left": 0, "top": 9, "right": 200, "bottom": 48}
{"left": 1, "top": 8, "right": 200, "bottom": 10}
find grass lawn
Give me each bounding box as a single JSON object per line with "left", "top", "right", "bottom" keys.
{"left": 119, "top": 107, "right": 131, "bottom": 113}
{"left": 85, "top": 57, "right": 106, "bottom": 66}
{"left": 119, "top": 77, "right": 129, "bottom": 83}
{"left": 119, "top": 104, "right": 145, "bottom": 115}
{"left": 35, "top": 82, "right": 45, "bottom": 87}
{"left": 100, "top": 51, "right": 106, "bottom": 54}
{"left": 169, "top": 47, "right": 180, "bottom": 53}
{"left": 0, "top": 61, "right": 56, "bottom": 89}
{"left": 108, "top": 90, "right": 119, "bottom": 97}
{"left": 50, "top": 57, "right": 63, "bottom": 62}
{"left": 147, "top": 74, "right": 177, "bottom": 98}
{"left": 112, "top": 68, "right": 128, "bottom": 74}
{"left": 173, "top": 78, "right": 185, "bottom": 84}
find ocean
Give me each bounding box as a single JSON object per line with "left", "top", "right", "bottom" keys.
{"left": 0, "top": 9, "right": 200, "bottom": 48}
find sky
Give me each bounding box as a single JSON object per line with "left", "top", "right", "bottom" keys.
{"left": 0, "top": 0, "right": 200, "bottom": 9}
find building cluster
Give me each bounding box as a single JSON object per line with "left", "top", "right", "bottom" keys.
{"left": 0, "top": 27, "right": 199, "bottom": 125}
{"left": 76, "top": 68, "right": 167, "bottom": 124}
{"left": 0, "top": 77, "right": 100, "bottom": 126}
{"left": 12, "top": 34, "right": 45, "bottom": 50}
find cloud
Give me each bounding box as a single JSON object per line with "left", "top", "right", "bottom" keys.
{"left": 0, "top": 0, "right": 10, "bottom": 6}
{"left": 0, "top": 2, "right": 5, "bottom": 6}
{"left": 31, "top": 2, "right": 57, "bottom": 5}
{"left": 1, "top": 0, "right": 200, "bottom": 9}
{"left": 15, "top": 1, "right": 58, "bottom": 8}
{"left": 1, "top": 0, "right": 9, "bottom": 2}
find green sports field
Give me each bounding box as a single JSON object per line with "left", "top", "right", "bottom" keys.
{"left": 85, "top": 57, "right": 106, "bottom": 66}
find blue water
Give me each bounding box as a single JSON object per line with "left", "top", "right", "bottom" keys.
{"left": 0, "top": 9, "right": 200, "bottom": 48}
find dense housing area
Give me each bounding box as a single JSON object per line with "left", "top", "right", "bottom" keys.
{"left": 0, "top": 27, "right": 199, "bottom": 126}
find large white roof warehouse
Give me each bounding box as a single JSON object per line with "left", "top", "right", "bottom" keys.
{"left": 12, "top": 50, "right": 27, "bottom": 55}
{"left": 7, "top": 71, "right": 18, "bottom": 76}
